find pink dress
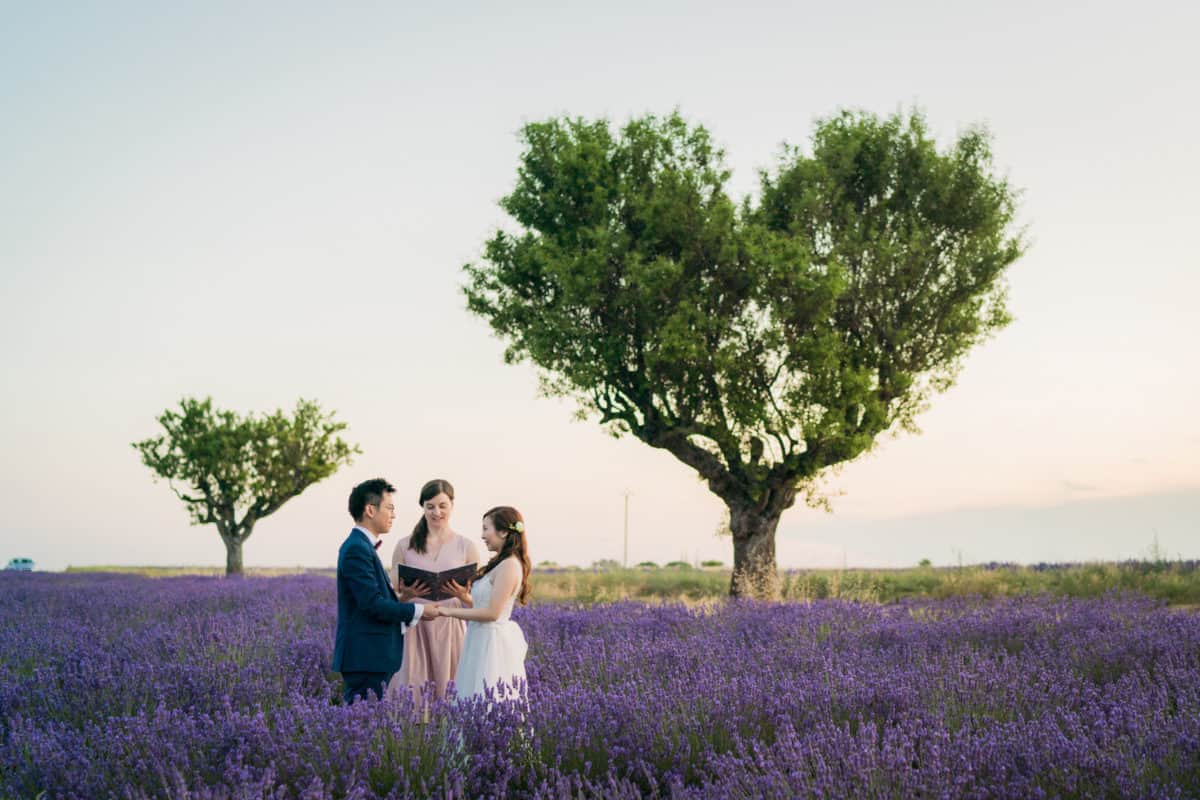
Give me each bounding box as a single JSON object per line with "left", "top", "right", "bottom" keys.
{"left": 386, "top": 532, "right": 475, "bottom": 703}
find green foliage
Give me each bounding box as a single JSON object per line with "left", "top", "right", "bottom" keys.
{"left": 132, "top": 397, "right": 358, "bottom": 573}
{"left": 464, "top": 108, "right": 1025, "bottom": 596}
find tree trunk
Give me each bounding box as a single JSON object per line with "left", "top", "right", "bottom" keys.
{"left": 223, "top": 535, "right": 244, "bottom": 576}
{"left": 728, "top": 505, "right": 782, "bottom": 600}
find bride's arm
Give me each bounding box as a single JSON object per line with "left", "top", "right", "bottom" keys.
{"left": 440, "top": 560, "right": 520, "bottom": 623}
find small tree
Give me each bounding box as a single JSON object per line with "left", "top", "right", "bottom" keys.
{"left": 464, "top": 109, "right": 1024, "bottom": 599}
{"left": 133, "top": 397, "right": 359, "bottom": 575}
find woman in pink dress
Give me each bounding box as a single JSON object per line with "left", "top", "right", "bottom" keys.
{"left": 386, "top": 478, "right": 482, "bottom": 704}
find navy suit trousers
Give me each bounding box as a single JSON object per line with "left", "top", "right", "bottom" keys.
{"left": 342, "top": 670, "right": 394, "bottom": 704}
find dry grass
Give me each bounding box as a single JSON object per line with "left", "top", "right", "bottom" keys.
{"left": 62, "top": 561, "right": 1200, "bottom": 606}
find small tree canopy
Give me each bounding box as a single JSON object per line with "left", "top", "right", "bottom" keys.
{"left": 133, "top": 397, "right": 359, "bottom": 574}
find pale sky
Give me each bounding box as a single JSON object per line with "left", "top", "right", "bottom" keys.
{"left": 2, "top": 1, "right": 1197, "bottom": 572}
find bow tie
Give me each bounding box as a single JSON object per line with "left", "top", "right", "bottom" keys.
{"left": 373, "top": 539, "right": 383, "bottom": 551}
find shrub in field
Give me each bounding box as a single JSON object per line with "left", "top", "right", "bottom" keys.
{"left": 2, "top": 573, "right": 1199, "bottom": 798}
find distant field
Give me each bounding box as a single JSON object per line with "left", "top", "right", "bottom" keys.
{"left": 67, "top": 565, "right": 335, "bottom": 578}
{"left": 67, "top": 560, "right": 1200, "bottom": 605}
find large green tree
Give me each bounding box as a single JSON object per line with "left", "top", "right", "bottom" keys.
{"left": 133, "top": 397, "right": 359, "bottom": 575}
{"left": 464, "top": 109, "right": 1024, "bottom": 598}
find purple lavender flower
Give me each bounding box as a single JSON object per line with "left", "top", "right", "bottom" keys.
{"left": 1, "top": 573, "right": 1197, "bottom": 798}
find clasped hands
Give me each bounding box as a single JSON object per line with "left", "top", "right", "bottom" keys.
{"left": 397, "top": 578, "right": 472, "bottom": 621}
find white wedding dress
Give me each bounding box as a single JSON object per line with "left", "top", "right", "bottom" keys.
{"left": 453, "top": 565, "right": 527, "bottom": 703}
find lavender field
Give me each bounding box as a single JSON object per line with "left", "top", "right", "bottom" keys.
{"left": 2, "top": 573, "right": 1198, "bottom": 799}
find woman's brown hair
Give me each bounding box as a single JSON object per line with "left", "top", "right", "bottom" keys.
{"left": 478, "top": 506, "right": 531, "bottom": 606}
{"left": 410, "top": 479, "right": 454, "bottom": 554}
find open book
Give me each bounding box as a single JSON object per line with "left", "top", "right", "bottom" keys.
{"left": 396, "top": 563, "right": 478, "bottom": 603}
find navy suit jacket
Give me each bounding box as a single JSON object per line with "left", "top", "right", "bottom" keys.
{"left": 332, "top": 528, "right": 417, "bottom": 674}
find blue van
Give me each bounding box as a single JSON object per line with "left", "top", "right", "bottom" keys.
{"left": 4, "top": 558, "right": 34, "bottom": 572}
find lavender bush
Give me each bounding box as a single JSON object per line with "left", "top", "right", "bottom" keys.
{"left": 1, "top": 572, "right": 1197, "bottom": 798}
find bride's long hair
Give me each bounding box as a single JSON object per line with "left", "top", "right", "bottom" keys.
{"left": 477, "top": 506, "right": 531, "bottom": 606}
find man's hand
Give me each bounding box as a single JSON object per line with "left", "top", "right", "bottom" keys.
{"left": 421, "top": 604, "right": 442, "bottom": 620}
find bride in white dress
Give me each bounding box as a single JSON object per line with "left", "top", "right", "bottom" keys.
{"left": 440, "top": 506, "right": 530, "bottom": 703}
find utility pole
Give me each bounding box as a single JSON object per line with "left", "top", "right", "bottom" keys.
{"left": 622, "top": 490, "right": 631, "bottom": 568}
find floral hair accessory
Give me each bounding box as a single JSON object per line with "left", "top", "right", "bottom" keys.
{"left": 511, "top": 520, "right": 524, "bottom": 533}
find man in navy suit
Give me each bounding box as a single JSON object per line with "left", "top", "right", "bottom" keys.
{"left": 334, "top": 477, "right": 441, "bottom": 704}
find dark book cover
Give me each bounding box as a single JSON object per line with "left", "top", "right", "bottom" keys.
{"left": 396, "top": 562, "right": 478, "bottom": 602}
